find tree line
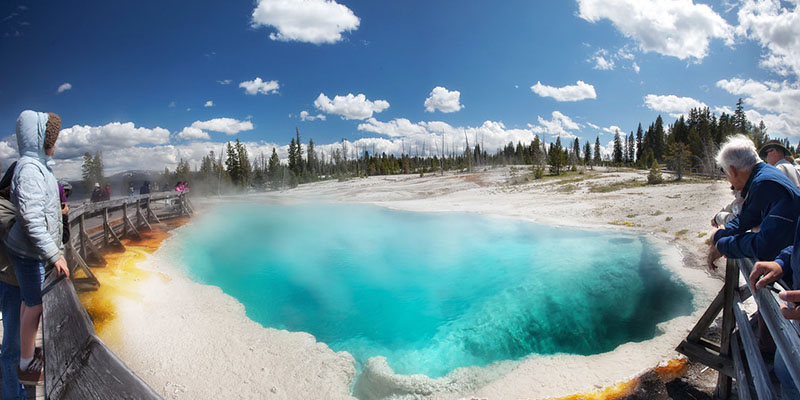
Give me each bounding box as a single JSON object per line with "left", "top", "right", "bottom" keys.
{"left": 81, "top": 98, "right": 794, "bottom": 195}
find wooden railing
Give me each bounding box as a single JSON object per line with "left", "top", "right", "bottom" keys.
{"left": 40, "top": 191, "right": 193, "bottom": 399}
{"left": 678, "top": 258, "right": 800, "bottom": 399}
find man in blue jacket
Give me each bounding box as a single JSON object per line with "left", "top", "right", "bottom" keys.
{"left": 709, "top": 134, "right": 800, "bottom": 265}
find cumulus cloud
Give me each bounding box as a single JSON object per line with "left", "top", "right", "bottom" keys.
{"left": 355, "top": 118, "right": 541, "bottom": 155}
{"left": 250, "top": 0, "right": 360, "bottom": 44}
{"left": 299, "top": 110, "right": 326, "bottom": 121}
{"left": 239, "top": 77, "right": 280, "bottom": 95}
{"left": 716, "top": 77, "right": 800, "bottom": 136}
{"left": 593, "top": 55, "right": 615, "bottom": 70}
{"left": 644, "top": 94, "right": 708, "bottom": 117}
{"left": 736, "top": 0, "right": 800, "bottom": 78}
{"left": 177, "top": 118, "right": 255, "bottom": 140}
{"left": 314, "top": 93, "right": 390, "bottom": 120}
{"left": 217, "top": 79, "right": 232, "bottom": 85}
{"left": 57, "top": 83, "right": 72, "bottom": 93}
{"left": 204, "top": 100, "right": 214, "bottom": 107}
{"left": 424, "top": 86, "right": 464, "bottom": 113}
{"left": 528, "top": 111, "right": 582, "bottom": 139}
{"left": 56, "top": 122, "right": 171, "bottom": 159}
{"left": 577, "top": 0, "right": 733, "bottom": 60}
{"left": 531, "top": 81, "right": 597, "bottom": 102}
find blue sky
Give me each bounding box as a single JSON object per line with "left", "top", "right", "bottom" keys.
{"left": 1, "top": 0, "right": 798, "bottom": 178}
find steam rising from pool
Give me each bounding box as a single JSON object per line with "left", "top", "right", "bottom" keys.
{"left": 165, "top": 203, "right": 692, "bottom": 380}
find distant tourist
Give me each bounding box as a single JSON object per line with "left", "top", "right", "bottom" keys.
{"left": 139, "top": 181, "right": 151, "bottom": 195}
{"left": 58, "top": 181, "right": 72, "bottom": 245}
{"left": 709, "top": 134, "right": 800, "bottom": 267}
{"left": 90, "top": 182, "right": 101, "bottom": 202}
{"left": 4, "top": 110, "right": 70, "bottom": 386}
{"left": 128, "top": 182, "right": 135, "bottom": 197}
{"left": 100, "top": 183, "right": 111, "bottom": 201}
{"left": 759, "top": 140, "right": 800, "bottom": 188}
{"left": 175, "top": 181, "right": 185, "bottom": 192}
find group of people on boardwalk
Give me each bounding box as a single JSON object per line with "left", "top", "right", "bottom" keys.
{"left": 709, "top": 135, "right": 800, "bottom": 398}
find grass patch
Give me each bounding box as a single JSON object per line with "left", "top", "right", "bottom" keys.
{"left": 651, "top": 210, "right": 664, "bottom": 216}
{"left": 608, "top": 220, "right": 635, "bottom": 227}
{"left": 675, "top": 229, "right": 689, "bottom": 237}
{"left": 697, "top": 232, "right": 707, "bottom": 238}
{"left": 626, "top": 213, "right": 638, "bottom": 218}
{"left": 556, "top": 184, "right": 576, "bottom": 194}
{"left": 589, "top": 179, "right": 646, "bottom": 193}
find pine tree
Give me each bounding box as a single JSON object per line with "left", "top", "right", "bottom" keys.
{"left": 548, "top": 137, "right": 564, "bottom": 175}
{"left": 593, "top": 137, "right": 602, "bottom": 165}
{"left": 647, "top": 160, "right": 663, "bottom": 184}
{"left": 81, "top": 152, "right": 95, "bottom": 190}
{"left": 627, "top": 132, "right": 635, "bottom": 164}
{"left": 235, "top": 139, "right": 251, "bottom": 186}
{"left": 583, "top": 141, "right": 592, "bottom": 168}
{"left": 635, "top": 123, "right": 643, "bottom": 164}
{"left": 572, "top": 138, "right": 581, "bottom": 165}
{"left": 225, "top": 141, "right": 241, "bottom": 186}
{"left": 307, "top": 139, "right": 318, "bottom": 176}
{"left": 654, "top": 115, "right": 665, "bottom": 161}
{"left": 613, "top": 130, "right": 623, "bottom": 165}
{"left": 665, "top": 142, "right": 691, "bottom": 180}
{"left": 268, "top": 148, "right": 281, "bottom": 190}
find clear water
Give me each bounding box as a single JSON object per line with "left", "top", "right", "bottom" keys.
{"left": 166, "top": 203, "right": 693, "bottom": 378}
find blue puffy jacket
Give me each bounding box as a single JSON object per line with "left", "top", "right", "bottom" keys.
{"left": 4, "top": 111, "right": 63, "bottom": 264}
{"left": 713, "top": 162, "right": 800, "bottom": 261}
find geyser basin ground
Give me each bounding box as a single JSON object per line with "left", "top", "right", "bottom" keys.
{"left": 163, "top": 203, "right": 693, "bottom": 381}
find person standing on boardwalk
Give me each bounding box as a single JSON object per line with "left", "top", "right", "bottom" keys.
{"left": 708, "top": 135, "right": 800, "bottom": 266}
{"left": 90, "top": 182, "right": 101, "bottom": 202}
{"left": 4, "top": 110, "right": 70, "bottom": 385}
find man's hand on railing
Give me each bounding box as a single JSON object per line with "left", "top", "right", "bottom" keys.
{"left": 707, "top": 243, "right": 723, "bottom": 270}
{"left": 750, "top": 261, "right": 783, "bottom": 289}
{"left": 777, "top": 291, "right": 800, "bottom": 321}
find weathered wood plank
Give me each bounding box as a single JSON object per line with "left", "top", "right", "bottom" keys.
{"left": 715, "top": 258, "right": 738, "bottom": 398}
{"left": 732, "top": 293, "right": 776, "bottom": 400}
{"left": 686, "top": 287, "right": 724, "bottom": 343}
{"left": 729, "top": 332, "right": 753, "bottom": 400}
{"left": 676, "top": 340, "right": 735, "bottom": 378}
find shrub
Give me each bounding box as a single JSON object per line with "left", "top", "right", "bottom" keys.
{"left": 647, "top": 160, "right": 663, "bottom": 184}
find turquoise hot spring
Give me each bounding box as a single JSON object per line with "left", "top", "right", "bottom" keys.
{"left": 164, "top": 203, "right": 693, "bottom": 380}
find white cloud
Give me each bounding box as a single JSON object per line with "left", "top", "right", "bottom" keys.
{"left": 632, "top": 62, "right": 641, "bottom": 73}
{"left": 716, "top": 77, "right": 800, "bottom": 137}
{"left": 593, "top": 55, "right": 615, "bottom": 70}
{"left": 56, "top": 122, "right": 171, "bottom": 159}
{"left": 602, "top": 125, "right": 622, "bottom": 135}
{"left": 577, "top": 0, "right": 733, "bottom": 60}
{"left": 299, "top": 110, "right": 326, "bottom": 121}
{"left": 169, "top": 101, "right": 176, "bottom": 108}
{"left": 250, "top": 0, "right": 360, "bottom": 45}
{"left": 716, "top": 78, "right": 800, "bottom": 115}
{"left": 176, "top": 127, "right": 210, "bottom": 141}
{"left": 314, "top": 93, "right": 390, "bottom": 120}
{"left": 204, "top": 100, "right": 214, "bottom": 107}
{"left": 424, "top": 86, "right": 464, "bottom": 113}
{"left": 239, "top": 77, "right": 280, "bottom": 95}
{"left": 643, "top": 94, "right": 708, "bottom": 117}
{"left": 736, "top": 0, "right": 800, "bottom": 78}
{"left": 177, "top": 118, "right": 255, "bottom": 141}
{"left": 586, "top": 122, "right": 601, "bottom": 130}
{"left": 531, "top": 80, "right": 597, "bottom": 102}
{"left": 57, "top": 83, "right": 72, "bottom": 93}
{"left": 217, "top": 79, "right": 232, "bottom": 85}
{"left": 528, "top": 111, "right": 581, "bottom": 139}
{"left": 356, "top": 118, "right": 540, "bottom": 156}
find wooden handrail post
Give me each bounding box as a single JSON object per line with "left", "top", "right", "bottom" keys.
{"left": 79, "top": 213, "right": 86, "bottom": 260}
{"left": 102, "top": 207, "right": 109, "bottom": 247}
{"left": 122, "top": 202, "right": 129, "bottom": 238}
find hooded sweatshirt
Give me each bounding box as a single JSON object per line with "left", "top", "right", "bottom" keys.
{"left": 4, "top": 110, "right": 63, "bottom": 264}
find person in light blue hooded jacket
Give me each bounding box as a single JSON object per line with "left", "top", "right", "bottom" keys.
{"left": 4, "top": 110, "right": 70, "bottom": 386}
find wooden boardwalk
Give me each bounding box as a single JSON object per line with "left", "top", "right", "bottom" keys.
{"left": 0, "top": 192, "right": 192, "bottom": 400}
